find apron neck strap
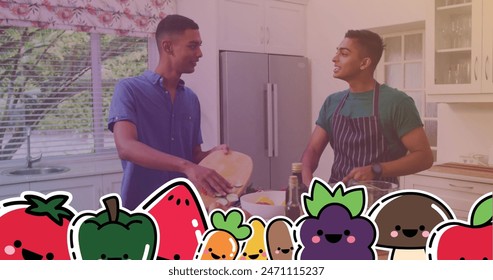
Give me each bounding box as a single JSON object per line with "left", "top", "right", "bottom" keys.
{"left": 373, "top": 82, "right": 380, "bottom": 116}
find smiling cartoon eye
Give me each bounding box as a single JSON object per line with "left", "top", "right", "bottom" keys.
{"left": 419, "top": 225, "right": 425, "bottom": 231}
{"left": 277, "top": 247, "right": 281, "bottom": 250}
{"left": 14, "top": 240, "right": 21, "bottom": 248}
{"left": 123, "top": 254, "right": 129, "bottom": 260}
{"left": 344, "top": 230, "right": 351, "bottom": 236}
{"left": 208, "top": 248, "right": 213, "bottom": 252}
{"left": 395, "top": 225, "right": 401, "bottom": 231}
{"left": 259, "top": 249, "right": 263, "bottom": 253}
{"left": 317, "top": 230, "right": 323, "bottom": 236}
{"left": 46, "top": 253, "right": 54, "bottom": 260}
{"left": 100, "top": 254, "right": 107, "bottom": 260}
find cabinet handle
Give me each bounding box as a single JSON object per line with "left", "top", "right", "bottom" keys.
{"left": 449, "top": 183, "right": 474, "bottom": 190}
{"left": 485, "top": 56, "right": 490, "bottom": 81}
{"left": 266, "top": 83, "right": 274, "bottom": 158}
{"left": 474, "top": 56, "right": 479, "bottom": 81}
{"left": 272, "top": 83, "right": 278, "bottom": 157}
{"left": 266, "top": 27, "right": 270, "bottom": 45}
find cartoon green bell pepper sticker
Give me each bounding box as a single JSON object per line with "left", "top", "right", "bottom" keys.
{"left": 69, "top": 194, "right": 158, "bottom": 260}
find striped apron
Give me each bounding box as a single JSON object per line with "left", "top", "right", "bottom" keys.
{"left": 328, "top": 83, "right": 398, "bottom": 184}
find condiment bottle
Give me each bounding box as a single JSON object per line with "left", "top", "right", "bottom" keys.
{"left": 285, "top": 175, "right": 302, "bottom": 222}
{"left": 291, "top": 162, "right": 308, "bottom": 194}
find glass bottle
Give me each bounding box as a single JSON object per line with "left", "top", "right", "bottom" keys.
{"left": 285, "top": 175, "right": 302, "bottom": 222}
{"left": 291, "top": 162, "right": 308, "bottom": 194}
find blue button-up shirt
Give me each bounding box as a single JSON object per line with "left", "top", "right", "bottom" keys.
{"left": 108, "top": 70, "right": 203, "bottom": 210}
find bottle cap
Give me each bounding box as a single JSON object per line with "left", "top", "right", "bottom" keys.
{"left": 291, "top": 162, "right": 302, "bottom": 173}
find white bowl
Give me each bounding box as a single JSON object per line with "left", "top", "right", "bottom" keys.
{"left": 358, "top": 180, "right": 399, "bottom": 206}
{"left": 240, "top": 191, "right": 285, "bottom": 221}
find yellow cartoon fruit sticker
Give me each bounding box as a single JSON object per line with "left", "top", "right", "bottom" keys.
{"left": 237, "top": 218, "right": 268, "bottom": 260}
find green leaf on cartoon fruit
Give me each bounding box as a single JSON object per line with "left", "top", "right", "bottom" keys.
{"left": 470, "top": 194, "right": 492, "bottom": 227}
{"left": 75, "top": 195, "right": 158, "bottom": 260}
{"left": 211, "top": 208, "right": 251, "bottom": 240}
{"left": 303, "top": 180, "right": 364, "bottom": 218}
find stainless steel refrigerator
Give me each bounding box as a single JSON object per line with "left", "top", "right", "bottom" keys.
{"left": 219, "top": 51, "right": 311, "bottom": 190}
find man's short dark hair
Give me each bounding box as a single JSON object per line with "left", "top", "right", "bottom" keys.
{"left": 155, "top": 14, "right": 199, "bottom": 47}
{"left": 345, "top": 29, "right": 385, "bottom": 68}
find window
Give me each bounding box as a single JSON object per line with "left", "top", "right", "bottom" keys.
{"left": 0, "top": 26, "right": 148, "bottom": 162}
{"left": 377, "top": 30, "right": 438, "bottom": 161}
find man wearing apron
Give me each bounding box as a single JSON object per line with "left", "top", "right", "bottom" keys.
{"left": 301, "top": 29, "right": 433, "bottom": 187}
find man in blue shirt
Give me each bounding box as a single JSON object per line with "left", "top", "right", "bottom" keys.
{"left": 108, "top": 14, "right": 232, "bottom": 210}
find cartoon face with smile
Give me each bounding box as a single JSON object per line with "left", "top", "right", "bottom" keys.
{"left": 368, "top": 190, "right": 455, "bottom": 260}
{"left": 0, "top": 192, "right": 75, "bottom": 260}
{"left": 266, "top": 218, "right": 296, "bottom": 260}
{"left": 237, "top": 218, "right": 268, "bottom": 260}
{"left": 299, "top": 203, "right": 376, "bottom": 260}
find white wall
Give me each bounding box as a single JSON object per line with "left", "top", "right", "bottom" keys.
{"left": 176, "top": 0, "right": 221, "bottom": 151}
{"left": 438, "top": 103, "right": 493, "bottom": 165}
{"left": 306, "top": 0, "right": 428, "bottom": 179}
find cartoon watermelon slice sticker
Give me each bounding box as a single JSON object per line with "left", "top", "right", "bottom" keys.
{"left": 137, "top": 178, "right": 209, "bottom": 260}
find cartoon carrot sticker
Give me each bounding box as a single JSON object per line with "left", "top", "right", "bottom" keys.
{"left": 195, "top": 208, "right": 252, "bottom": 260}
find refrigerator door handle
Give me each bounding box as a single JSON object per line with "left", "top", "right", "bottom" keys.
{"left": 266, "top": 83, "right": 274, "bottom": 158}
{"left": 272, "top": 83, "right": 279, "bottom": 157}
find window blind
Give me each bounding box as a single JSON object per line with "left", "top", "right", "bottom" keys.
{"left": 0, "top": 26, "right": 148, "bottom": 162}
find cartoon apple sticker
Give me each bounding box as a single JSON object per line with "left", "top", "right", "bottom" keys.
{"left": 427, "top": 192, "right": 492, "bottom": 260}
{"left": 0, "top": 191, "right": 76, "bottom": 260}
{"left": 70, "top": 194, "right": 158, "bottom": 260}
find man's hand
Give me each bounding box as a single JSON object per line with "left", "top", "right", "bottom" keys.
{"left": 184, "top": 164, "right": 233, "bottom": 196}
{"left": 342, "top": 165, "right": 375, "bottom": 185}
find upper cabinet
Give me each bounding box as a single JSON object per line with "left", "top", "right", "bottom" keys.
{"left": 426, "top": 0, "right": 493, "bottom": 102}
{"left": 218, "top": 0, "right": 307, "bottom": 56}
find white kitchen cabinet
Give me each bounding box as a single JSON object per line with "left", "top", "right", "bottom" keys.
{"left": 426, "top": 0, "right": 493, "bottom": 102}
{"left": 402, "top": 173, "right": 493, "bottom": 221}
{"left": 30, "top": 176, "right": 102, "bottom": 212}
{"left": 0, "top": 183, "right": 29, "bottom": 203}
{"left": 218, "top": 0, "right": 306, "bottom": 55}
{"left": 101, "top": 173, "right": 122, "bottom": 198}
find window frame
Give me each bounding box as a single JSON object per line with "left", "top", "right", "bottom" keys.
{"left": 0, "top": 27, "right": 155, "bottom": 169}
{"left": 375, "top": 28, "right": 438, "bottom": 162}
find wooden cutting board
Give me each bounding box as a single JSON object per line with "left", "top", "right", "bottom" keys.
{"left": 198, "top": 150, "right": 253, "bottom": 209}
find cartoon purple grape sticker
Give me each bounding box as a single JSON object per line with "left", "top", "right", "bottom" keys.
{"left": 294, "top": 179, "right": 377, "bottom": 260}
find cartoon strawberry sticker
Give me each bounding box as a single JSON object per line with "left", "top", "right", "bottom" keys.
{"left": 0, "top": 191, "right": 76, "bottom": 260}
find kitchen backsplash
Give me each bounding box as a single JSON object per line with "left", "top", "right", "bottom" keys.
{"left": 437, "top": 103, "right": 493, "bottom": 165}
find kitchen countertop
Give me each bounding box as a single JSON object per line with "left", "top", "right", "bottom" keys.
{"left": 412, "top": 162, "right": 493, "bottom": 185}
{"left": 0, "top": 158, "right": 123, "bottom": 186}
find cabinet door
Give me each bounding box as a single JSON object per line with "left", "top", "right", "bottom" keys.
{"left": 268, "top": 55, "right": 311, "bottom": 189}
{"left": 264, "top": 0, "right": 306, "bottom": 55}
{"left": 0, "top": 183, "right": 29, "bottom": 203}
{"left": 402, "top": 174, "right": 493, "bottom": 221}
{"left": 218, "top": 0, "right": 265, "bottom": 53}
{"left": 101, "top": 173, "right": 122, "bottom": 198}
{"left": 482, "top": 0, "right": 493, "bottom": 92}
{"left": 427, "top": 0, "right": 482, "bottom": 95}
{"left": 30, "top": 176, "right": 102, "bottom": 212}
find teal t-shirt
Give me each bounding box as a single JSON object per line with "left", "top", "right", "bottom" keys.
{"left": 316, "top": 84, "right": 423, "bottom": 160}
